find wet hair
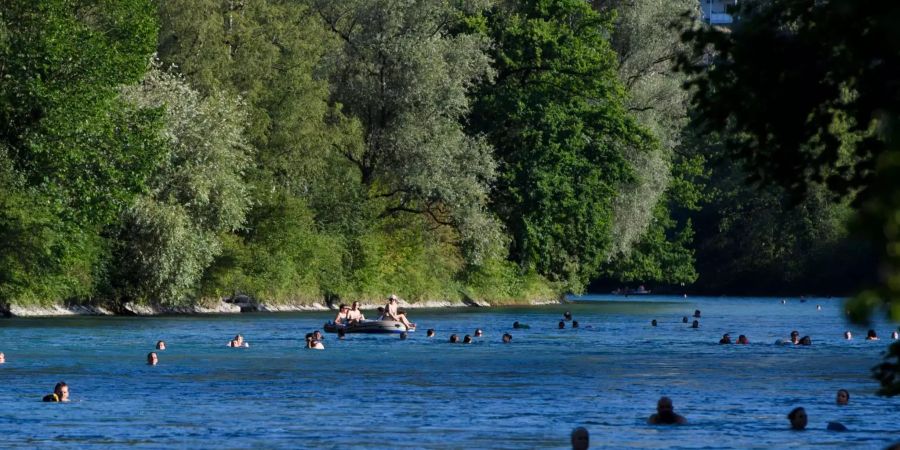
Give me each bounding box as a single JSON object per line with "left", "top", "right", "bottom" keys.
{"left": 693, "top": 309, "right": 701, "bottom": 318}
{"left": 787, "top": 407, "right": 806, "bottom": 429}
{"left": 572, "top": 320, "right": 579, "bottom": 328}
{"left": 790, "top": 330, "right": 800, "bottom": 338}
{"left": 156, "top": 340, "right": 165, "bottom": 348}
{"left": 570, "top": 427, "right": 589, "bottom": 450}
{"left": 691, "top": 320, "right": 699, "bottom": 328}
{"left": 558, "top": 321, "right": 565, "bottom": 329}
{"left": 502, "top": 333, "right": 512, "bottom": 343}
{"left": 426, "top": 328, "right": 435, "bottom": 337}
{"left": 682, "top": 316, "right": 688, "bottom": 323}
{"left": 513, "top": 321, "right": 520, "bottom": 329}
{"left": 400, "top": 332, "right": 408, "bottom": 340}
{"left": 651, "top": 319, "right": 657, "bottom": 326}
{"left": 474, "top": 328, "right": 483, "bottom": 336}
{"left": 655, "top": 397, "right": 678, "bottom": 424}
{"left": 867, "top": 329, "right": 878, "bottom": 338}
{"left": 837, "top": 389, "right": 849, "bottom": 401}
{"left": 737, "top": 335, "right": 748, "bottom": 344}
{"left": 54, "top": 382, "right": 67, "bottom": 394}
{"left": 719, "top": 334, "right": 731, "bottom": 344}
{"left": 463, "top": 335, "right": 473, "bottom": 344}
{"left": 563, "top": 311, "right": 573, "bottom": 320}
{"left": 449, "top": 334, "right": 459, "bottom": 343}
{"left": 147, "top": 352, "right": 157, "bottom": 363}
{"left": 799, "top": 336, "right": 812, "bottom": 345}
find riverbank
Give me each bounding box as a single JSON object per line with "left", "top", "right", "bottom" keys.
{"left": 0, "top": 296, "right": 563, "bottom": 317}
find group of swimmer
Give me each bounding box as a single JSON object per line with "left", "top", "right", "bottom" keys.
{"left": 569, "top": 388, "right": 864, "bottom": 449}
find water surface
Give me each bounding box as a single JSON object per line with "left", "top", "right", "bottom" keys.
{"left": 1, "top": 296, "right": 898, "bottom": 448}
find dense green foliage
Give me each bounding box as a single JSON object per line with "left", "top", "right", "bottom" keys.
{"left": 679, "top": 0, "right": 900, "bottom": 393}
{"left": 0, "top": 0, "right": 887, "bottom": 324}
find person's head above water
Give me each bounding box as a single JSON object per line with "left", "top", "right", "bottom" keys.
{"left": 844, "top": 331, "right": 852, "bottom": 340}
{"left": 558, "top": 321, "right": 565, "bottom": 329}
{"left": 836, "top": 389, "right": 849, "bottom": 405}
{"left": 719, "top": 333, "right": 731, "bottom": 344}
{"left": 788, "top": 407, "right": 807, "bottom": 430}
{"left": 572, "top": 320, "right": 579, "bottom": 328}
{"left": 449, "top": 334, "right": 459, "bottom": 343}
{"left": 649, "top": 396, "right": 686, "bottom": 425}
{"left": 790, "top": 330, "right": 800, "bottom": 344}
{"left": 474, "top": 328, "right": 483, "bottom": 337}
{"left": 427, "top": 329, "right": 435, "bottom": 337}
{"left": 737, "top": 335, "right": 749, "bottom": 344}
{"left": 502, "top": 333, "right": 512, "bottom": 343}
{"left": 651, "top": 319, "right": 657, "bottom": 327}
{"left": 156, "top": 340, "right": 166, "bottom": 350}
{"left": 570, "top": 427, "right": 589, "bottom": 450}
{"left": 691, "top": 320, "right": 699, "bottom": 328}
{"left": 867, "top": 329, "right": 878, "bottom": 340}
{"left": 0, "top": 352, "right": 5, "bottom": 364}
{"left": 682, "top": 316, "right": 688, "bottom": 323}
{"left": 513, "top": 321, "right": 520, "bottom": 329}
{"left": 693, "top": 309, "right": 701, "bottom": 318}
{"left": 563, "top": 311, "right": 573, "bottom": 321}
{"left": 893, "top": 330, "right": 899, "bottom": 340}
{"left": 147, "top": 352, "right": 158, "bottom": 365}
{"left": 463, "top": 335, "right": 473, "bottom": 344}
{"left": 55, "top": 382, "right": 69, "bottom": 400}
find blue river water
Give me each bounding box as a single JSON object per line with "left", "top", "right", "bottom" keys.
{"left": 0, "top": 296, "right": 898, "bottom": 449}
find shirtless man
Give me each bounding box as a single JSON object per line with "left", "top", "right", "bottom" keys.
{"left": 347, "top": 301, "right": 366, "bottom": 325}
{"left": 43, "top": 382, "right": 69, "bottom": 402}
{"left": 384, "top": 295, "right": 413, "bottom": 329}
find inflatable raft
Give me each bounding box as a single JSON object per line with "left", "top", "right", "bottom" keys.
{"left": 324, "top": 319, "right": 415, "bottom": 334}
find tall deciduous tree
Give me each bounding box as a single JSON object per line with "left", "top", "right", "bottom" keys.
{"left": 471, "top": 0, "right": 654, "bottom": 290}
{"left": 314, "top": 0, "right": 503, "bottom": 265}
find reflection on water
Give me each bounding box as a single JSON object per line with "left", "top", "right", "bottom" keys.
{"left": 0, "top": 296, "right": 898, "bottom": 449}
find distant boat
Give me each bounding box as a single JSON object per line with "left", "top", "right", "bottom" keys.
{"left": 611, "top": 286, "right": 652, "bottom": 295}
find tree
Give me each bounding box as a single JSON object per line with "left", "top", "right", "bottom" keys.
{"left": 679, "top": 0, "right": 900, "bottom": 394}
{"left": 470, "top": 0, "right": 655, "bottom": 290}
{"left": 0, "top": 0, "right": 162, "bottom": 306}
{"left": 113, "top": 64, "right": 252, "bottom": 306}
{"left": 313, "top": 0, "right": 504, "bottom": 265}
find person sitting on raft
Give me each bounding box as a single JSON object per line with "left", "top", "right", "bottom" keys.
{"left": 43, "top": 382, "right": 69, "bottom": 402}
{"left": 384, "top": 295, "right": 414, "bottom": 330}
{"left": 347, "top": 301, "right": 365, "bottom": 325}
{"left": 333, "top": 304, "right": 351, "bottom": 325}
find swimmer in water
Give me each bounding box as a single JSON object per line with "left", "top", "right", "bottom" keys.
{"left": 787, "top": 407, "right": 807, "bottom": 430}
{"left": 790, "top": 330, "right": 800, "bottom": 345}
{"left": 836, "top": 389, "right": 849, "bottom": 406}
{"left": 647, "top": 396, "right": 687, "bottom": 425}
{"left": 559, "top": 321, "right": 565, "bottom": 329}
{"left": 314, "top": 330, "right": 324, "bottom": 342}
{"left": 893, "top": 331, "right": 899, "bottom": 340}
{"left": 571, "top": 427, "right": 589, "bottom": 450}
{"left": 799, "top": 336, "right": 812, "bottom": 345}
{"left": 719, "top": 333, "right": 731, "bottom": 344}
{"left": 563, "top": 311, "right": 573, "bottom": 321}
{"left": 651, "top": 319, "right": 657, "bottom": 327}
{"left": 512, "top": 321, "right": 530, "bottom": 329}
{"left": 691, "top": 320, "right": 699, "bottom": 329}
{"left": 427, "top": 329, "right": 435, "bottom": 338}
{"left": 43, "top": 382, "right": 69, "bottom": 402}
{"left": 737, "top": 335, "right": 749, "bottom": 344}
{"left": 682, "top": 316, "right": 688, "bottom": 324}
{"left": 816, "top": 305, "right": 822, "bottom": 310}
{"left": 449, "top": 334, "right": 459, "bottom": 343}
{"left": 0, "top": 352, "right": 5, "bottom": 364}
{"left": 844, "top": 331, "right": 852, "bottom": 340}
{"left": 502, "top": 333, "right": 512, "bottom": 343}
{"left": 229, "top": 334, "right": 249, "bottom": 348}
{"left": 463, "top": 335, "right": 473, "bottom": 344}
{"left": 147, "top": 352, "right": 158, "bottom": 365}
{"left": 305, "top": 333, "right": 324, "bottom": 350}
{"left": 474, "top": 329, "right": 483, "bottom": 338}
{"left": 693, "top": 310, "right": 701, "bottom": 318}
{"left": 572, "top": 320, "right": 579, "bottom": 328}
{"left": 866, "top": 329, "right": 879, "bottom": 340}
{"left": 156, "top": 340, "right": 166, "bottom": 350}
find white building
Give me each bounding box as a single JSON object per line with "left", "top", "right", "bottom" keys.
{"left": 701, "top": 0, "right": 739, "bottom": 25}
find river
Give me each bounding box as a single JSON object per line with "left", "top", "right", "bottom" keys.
{"left": 0, "top": 296, "right": 898, "bottom": 448}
